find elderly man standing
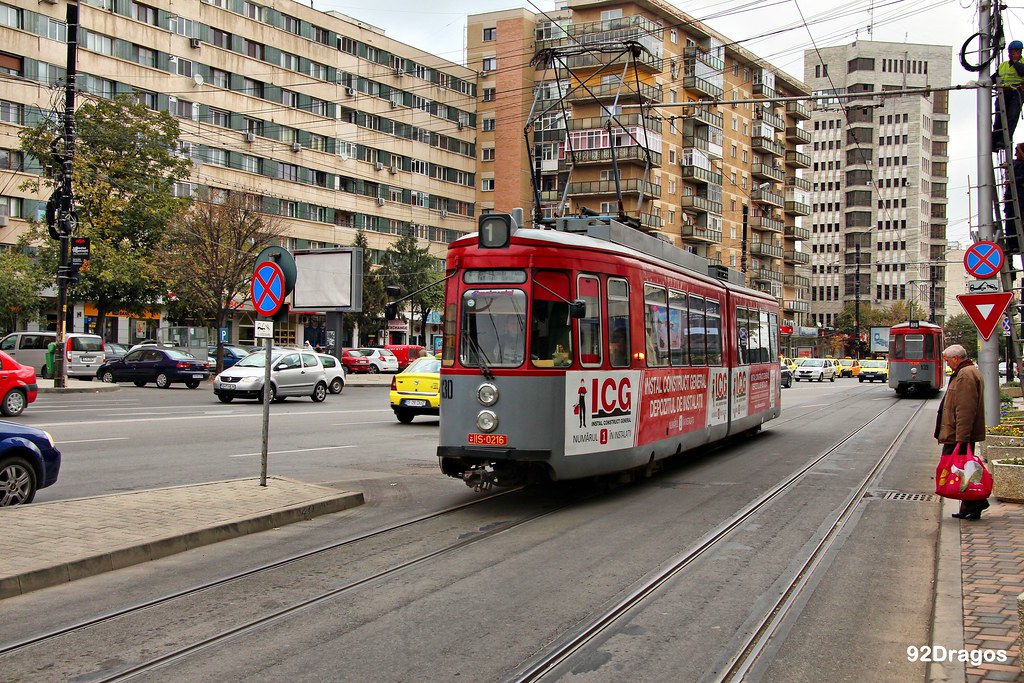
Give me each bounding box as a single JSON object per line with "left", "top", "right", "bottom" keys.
{"left": 934, "top": 344, "right": 990, "bottom": 520}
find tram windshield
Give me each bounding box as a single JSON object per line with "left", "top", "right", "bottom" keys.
{"left": 460, "top": 289, "right": 527, "bottom": 367}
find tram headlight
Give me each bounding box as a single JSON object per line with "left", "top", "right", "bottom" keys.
{"left": 911, "top": 367, "right": 918, "bottom": 375}
{"left": 477, "top": 382, "right": 498, "bottom": 406}
{"left": 476, "top": 410, "right": 498, "bottom": 432}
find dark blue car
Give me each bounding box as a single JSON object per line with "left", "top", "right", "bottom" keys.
{"left": 0, "top": 420, "right": 61, "bottom": 505}
{"left": 96, "top": 347, "right": 210, "bottom": 388}
{"left": 208, "top": 345, "right": 249, "bottom": 370}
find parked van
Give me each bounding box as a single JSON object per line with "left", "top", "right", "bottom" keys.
{"left": 0, "top": 331, "right": 105, "bottom": 380}
{"left": 385, "top": 344, "right": 427, "bottom": 370}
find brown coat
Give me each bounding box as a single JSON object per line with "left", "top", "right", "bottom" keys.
{"left": 934, "top": 361, "right": 986, "bottom": 444}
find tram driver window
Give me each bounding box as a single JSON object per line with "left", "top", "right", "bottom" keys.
{"left": 903, "top": 334, "right": 926, "bottom": 359}
{"left": 530, "top": 271, "right": 572, "bottom": 368}
{"left": 460, "top": 288, "right": 527, "bottom": 367}
{"left": 644, "top": 284, "right": 669, "bottom": 367}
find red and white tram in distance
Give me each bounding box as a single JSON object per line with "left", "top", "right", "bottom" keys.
{"left": 436, "top": 213, "right": 782, "bottom": 489}
{"left": 888, "top": 320, "right": 944, "bottom": 397}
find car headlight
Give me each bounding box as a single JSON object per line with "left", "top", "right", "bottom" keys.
{"left": 477, "top": 382, "right": 498, "bottom": 406}
{"left": 476, "top": 410, "right": 498, "bottom": 432}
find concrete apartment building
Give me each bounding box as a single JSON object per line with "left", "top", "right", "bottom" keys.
{"left": 803, "top": 41, "right": 952, "bottom": 329}
{"left": 468, "top": 0, "right": 816, "bottom": 351}
{"left": 0, "top": 0, "right": 477, "bottom": 345}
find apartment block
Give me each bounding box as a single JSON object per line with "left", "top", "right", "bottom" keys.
{"left": 468, "top": 0, "right": 814, "bottom": 344}
{"left": 804, "top": 41, "right": 951, "bottom": 326}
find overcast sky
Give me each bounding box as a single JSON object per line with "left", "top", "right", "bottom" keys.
{"left": 312, "top": 0, "right": 1020, "bottom": 246}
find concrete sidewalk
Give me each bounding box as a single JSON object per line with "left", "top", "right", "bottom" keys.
{"left": 0, "top": 477, "right": 363, "bottom": 599}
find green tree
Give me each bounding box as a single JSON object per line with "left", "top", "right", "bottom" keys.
{"left": 19, "top": 94, "right": 192, "bottom": 334}
{"left": 944, "top": 313, "right": 979, "bottom": 358}
{"left": 380, "top": 232, "right": 445, "bottom": 345}
{"left": 159, "top": 191, "right": 285, "bottom": 371}
{"left": 350, "top": 229, "right": 388, "bottom": 345}
{"left": 0, "top": 250, "right": 47, "bottom": 334}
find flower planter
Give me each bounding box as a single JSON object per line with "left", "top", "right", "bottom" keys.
{"left": 1002, "top": 386, "right": 1024, "bottom": 398}
{"left": 992, "top": 459, "right": 1024, "bottom": 503}
{"left": 986, "top": 445, "right": 1024, "bottom": 463}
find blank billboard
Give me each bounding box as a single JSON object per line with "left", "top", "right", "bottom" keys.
{"left": 291, "top": 248, "right": 363, "bottom": 311}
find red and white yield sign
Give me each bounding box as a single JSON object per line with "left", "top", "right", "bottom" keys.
{"left": 957, "top": 292, "right": 1014, "bottom": 341}
{"left": 963, "top": 241, "right": 1005, "bottom": 279}
{"left": 251, "top": 261, "right": 286, "bottom": 317}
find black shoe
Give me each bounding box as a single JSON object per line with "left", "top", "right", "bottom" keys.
{"left": 952, "top": 511, "right": 982, "bottom": 519}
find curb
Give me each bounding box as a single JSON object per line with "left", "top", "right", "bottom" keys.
{"left": 37, "top": 384, "right": 119, "bottom": 394}
{"left": 927, "top": 496, "right": 966, "bottom": 683}
{"left": 0, "top": 485, "right": 364, "bottom": 599}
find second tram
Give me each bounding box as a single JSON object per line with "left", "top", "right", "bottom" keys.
{"left": 436, "top": 214, "right": 781, "bottom": 489}
{"left": 888, "top": 320, "right": 944, "bottom": 396}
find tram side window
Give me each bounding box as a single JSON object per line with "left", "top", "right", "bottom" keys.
{"left": 669, "top": 289, "right": 688, "bottom": 365}
{"left": 577, "top": 274, "right": 602, "bottom": 367}
{"left": 644, "top": 284, "right": 669, "bottom": 366}
{"left": 890, "top": 335, "right": 901, "bottom": 359}
{"left": 688, "top": 294, "right": 706, "bottom": 365}
{"left": 768, "top": 312, "right": 778, "bottom": 360}
{"left": 530, "top": 271, "right": 572, "bottom": 368}
{"left": 442, "top": 301, "right": 457, "bottom": 367}
{"left": 608, "top": 278, "right": 630, "bottom": 368}
{"left": 753, "top": 310, "right": 771, "bottom": 363}
{"left": 706, "top": 298, "right": 722, "bottom": 364}
{"left": 736, "top": 306, "right": 749, "bottom": 364}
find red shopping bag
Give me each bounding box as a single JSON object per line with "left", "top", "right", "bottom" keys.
{"left": 935, "top": 444, "right": 993, "bottom": 501}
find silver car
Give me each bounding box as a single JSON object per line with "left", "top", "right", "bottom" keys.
{"left": 793, "top": 357, "right": 836, "bottom": 383}
{"left": 318, "top": 354, "right": 346, "bottom": 394}
{"left": 213, "top": 349, "right": 328, "bottom": 403}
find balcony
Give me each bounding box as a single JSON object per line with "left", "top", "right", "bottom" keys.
{"left": 756, "top": 107, "right": 786, "bottom": 131}
{"left": 785, "top": 126, "right": 811, "bottom": 145}
{"left": 535, "top": 13, "right": 663, "bottom": 50}
{"left": 751, "top": 163, "right": 785, "bottom": 183}
{"left": 784, "top": 249, "right": 811, "bottom": 265}
{"left": 784, "top": 299, "right": 810, "bottom": 313}
{"left": 683, "top": 134, "right": 723, "bottom": 160}
{"left": 690, "top": 105, "right": 723, "bottom": 130}
{"left": 785, "top": 224, "right": 811, "bottom": 241}
{"left": 785, "top": 274, "right": 810, "bottom": 288}
{"left": 786, "top": 100, "right": 811, "bottom": 120}
{"left": 679, "top": 164, "right": 722, "bottom": 186}
{"left": 752, "top": 80, "right": 778, "bottom": 100}
{"left": 680, "top": 222, "right": 723, "bottom": 243}
{"left": 679, "top": 195, "right": 723, "bottom": 215}
{"left": 568, "top": 81, "right": 662, "bottom": 103}
{"left": 561, "top": 48, "right": 661, "bottom": 74}
{"left": 750, "top": 242, "right": 784, "bottom": 259}
{"left": 752, "top": 135, "right": 785, "bottom": 157}
{"left": 786, "top": 176, "right": 812, "bottom": 192}
{"left": 751, "top": 267, "right": 783, "bottom": 283}
{"left": 683, "top": 75, "right": 724, "bottom": 99}
{"left": 539, "top": 190, "right": 560, "bottom": 202}
{"left": 751, "top": 186, "right": 784, "bottom": 207}
{"left": 785, "top": 200, "right": 811, "bottom": 216}
{"left": 567, "top": 113, "right": 662, "bottom": 134}
{"left": 566, "top": 178, "right": 662, "bottom": 199}
{"left": 749, "top": 214, "right": 784, "bottom": 233}
{"left": 785, "top": 150, "right": 811, "bottom": 168}
{"left": 571, "top": 146, "right": 662, "bottom": 167}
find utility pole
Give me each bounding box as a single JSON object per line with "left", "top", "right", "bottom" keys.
{"left": 54, "top": 0, "right": 79, "bottom": 389}
{"left": 854, "top": 240, "right": 861, "bottom": 358}
{"left": 978, "top": 0, "right": 1000, "bottom": 425}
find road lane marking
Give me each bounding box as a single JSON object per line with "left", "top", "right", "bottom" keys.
{"left": 31, "top": 409, "right": 393, "bottom": 429}
{"left": 56, "top": 437, "right": 130, "bottom": 444}
{"left": 229, "top": 445, "right": 359, "bottom": 457}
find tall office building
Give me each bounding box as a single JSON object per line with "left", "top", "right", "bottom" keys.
{"left": 0, "top": 0, "right": 477, "bottom": 344}
{"left": 469, "top": 0, "right": 816, "bottom": 352}
{"left": 803, "top": 41, "right": 952, "bottom": 329}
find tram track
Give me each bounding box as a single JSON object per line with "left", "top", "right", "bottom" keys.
{"left": 0, "top": 488, "right": 525, "bottom": 658}
{"left": 507, "top": 394, "right": 931, "bottom": 681}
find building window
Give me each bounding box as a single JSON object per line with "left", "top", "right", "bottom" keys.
{"left": 245, "top": 40, "right": 264, "bottom": 60}
{"left": 241, "top": 155, "right": 261, "bottom": 174}
{"left": 211, "top": 68, "right": 229, "bottom": 88}
{"left": 243, "top": 1, "right": 266, "bottom": 21}
{"left": 483, "top": 27, "right": 496, "bottom": 41}
{"left": 280, "top": 52, "right": 299, "bottom": 71}
{"left": 482, "top": 57, "right": 496, "bottom": 72}
{"left": 482, "top": 147, "right": 495, "bottom": 161}
{"left": 0, "top": 4, "right": 22, "bottom": 29}
{"left": 482, "top": 117, "right": 496, "bottom": 131}
{"left": 283, "top": 14, "right": 299, "bottom": 34}
{"left": 482, "top": 88, "right": 496, "bottom": 102}
{"left": 133, "top": 3, "right": 158, "bottom": 25}
{"left": 243, "top": 78, "right": 264, "bottom": 98}
{"left": 481, "top": 178, "right": 494, "bottom": 191}
{"left": 209, "top": 108, "right": 229, "bottom": 127}
{"left": 211, "top": 28, "right": 230, "bottom": 48}
{"left": 278, "top": 163, "right": 298, "bottom": 182}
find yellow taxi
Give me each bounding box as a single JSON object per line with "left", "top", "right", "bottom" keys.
{"left": 390, "top": 356, "right": 441, "bottom": 423}
{"left": 826, "top": 357, "right": 843, "bottom": 378}
{"left": 837, "top": 358, "right": 861, "bottom": 378}
{"left": 780, "top": 356, "right": 798, "bottom": 373}
{"left": 858, "top": 359, "right": 889, "bottom": 383}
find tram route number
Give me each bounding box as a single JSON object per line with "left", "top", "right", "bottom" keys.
{"left": 441, "top": 378, "right": 454, "bottom": 400}
{"left": 467, "top": 433, "right": 508, "bottom": 446}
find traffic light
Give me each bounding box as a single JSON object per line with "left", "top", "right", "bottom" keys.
{"left": 45, "top": 190, "right": 62, "bottom": 241}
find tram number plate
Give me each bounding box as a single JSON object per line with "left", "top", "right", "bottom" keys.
{"left": 467, "top": 433, "right": 508, "bottom": 446}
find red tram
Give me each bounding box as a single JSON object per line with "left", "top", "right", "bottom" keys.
{"left": 436, "top": 214, "right": 781, "bottom": 489}
{"left": 888, "top": 320, "right": 944, "bottom": 397}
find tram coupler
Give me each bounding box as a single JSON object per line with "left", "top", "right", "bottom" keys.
{"left": 462, "top": 468, "right": 496, "bottom": 492}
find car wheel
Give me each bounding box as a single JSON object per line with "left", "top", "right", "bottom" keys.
{"left": 218, "top": 393, "right": 234, "bottom": 403}
{"left": 859, "top": 378, "right": 864, "bottom": 383}
{"left": 395, "top": 409, "right": 415, "bottom": 424}
{"left": 185, "top": 380, "right": 200, "bottom": 389}
{"left": 257, "top": 385, "right": 275, "bottom": 404}
{"left": 311, "top": 382, "right": 328, "bottom": 402}
{"left": 368, "top": 364, "right": 380, "bottom": 374}
{"left": 134, "top": 381, "right": 147, "bottom": 387}
{"left": 156, "top": 373, "right": 171, "bottom": 389}
{"left": 0, "top": 456, "right": 36, "bottom": 506}
{"left": 1, "top": 388, "right": 27, "bottom": 417}
{"left": 818, "top": 373, "right": 823, "bottom": 382}
{"left": 101, "top": 371, "right": 116, "bottom": 384}
{"left": 830, "top": 374, "right": 835, "bottom": 382}
{"left": 329, "top": 377, "right": 343, "bottom": 394}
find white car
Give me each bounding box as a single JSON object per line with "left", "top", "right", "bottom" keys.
{"left": 213, "top": 349, "right": 328, "bottom": 403}
{"left": 793, "top": 357, "right": 836, "bottom": 382}
{"left": 357, "top": 347, "right": 400, "bottom": 373}
{"left": 318, "top": 353, "right": 346, "bottom": 394}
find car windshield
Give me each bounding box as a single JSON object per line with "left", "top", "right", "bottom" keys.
{"left": 862, "top": 360, "right": 886, "bottom": 368}
{"left": 234, "top": 351, "right": 284, "bottom": 368}
{"left": 803, "top": 359, "right": 825, "bottom": 367}
{"left": 406, "top": 357, "right": 441, "bottom": 374}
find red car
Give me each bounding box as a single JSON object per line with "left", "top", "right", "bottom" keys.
{"left": 0, "top": 350, "right": 38, "bottom": 417}
{"left": 339, "top": 348, "right": 372, "bottom": 374}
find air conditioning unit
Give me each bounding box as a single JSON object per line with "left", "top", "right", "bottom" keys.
{"left": 394, "top": 67, "right": 402, "bottom": 76}
{"left": 345, "top": 86, "right": 356, "bottom": 96}
{"left": 480, "top": 70, "right": 489, "bottom": 77}
{"left": 245, "top": 132, "right": 256, "bottom": 142}
{"left": 376, "top": 197, "right": 386, "bottom": 206}
{"left": 190, "top": 37, "right": 201, "bottom": 48}
{"left": 440, "top": 210, "right": 449, "bottom": 218}
{"left": 374, "top": 161, "right": 384, "bottom": 171}
{"left": 292, "top": 142, "right": 302, "bottom": 152}
{"left": 389, "top": 164, "right": 398, "bottom": 174}
{"left": 457, "top": 122, "right": 463, "bottom": 130}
